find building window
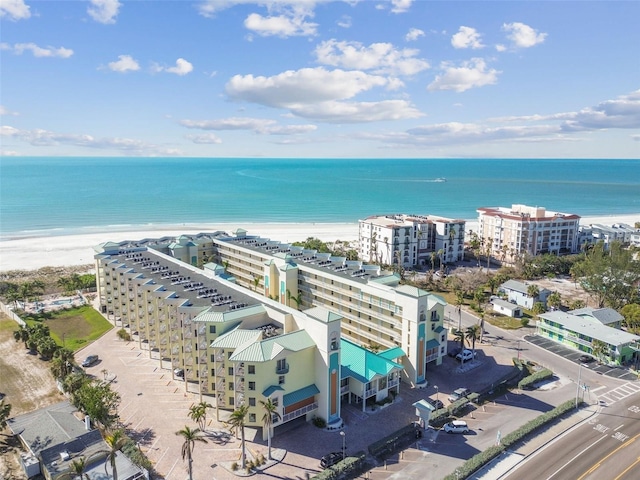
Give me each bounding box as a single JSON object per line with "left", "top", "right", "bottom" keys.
{"left": 249, "top": 413, "right": 256, "bottom": 423}
{"left": 249, "top": 397, "right": 256, "bottom": 406}
{"left": 249, "top": 381, "right": 255, "bottom": 391}
{"left": 229, "top": 397, "right": 234, "bottom": 406}
{"left": 248, "top": 365, "right": 255, "bottom": 374}
{"left": 278, "top": 375, "right": 285, "bottom": 385}
{"left": 209, "top": 325, "right": 216, "bottom": 334}
{"left": 228, "top": 367, "right": 234, "bottom": 375}
{"left": 229, "top": 382, "right": 234, "bottom": 391}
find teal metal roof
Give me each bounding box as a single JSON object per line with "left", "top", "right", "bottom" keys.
{"left": 229, "top": 329, "right": 316, "bottom": 362}
{"left": 340, "top": 339, "right": 403, "bottom": 383}
{"left": 434, "top": 326, "right": 445, "bottom": 333}
{"left": 370, "top": 273, "right": 401, "bottom": 285}
{"left": 283, "top": 384, "right": 319, "bottom": 407}
{"left": 426, "top": 339, "right": 440, "bottom": 349}
{"left": 262, "top": 385, "right": 284, "bottom": 397}
{"left": 195, "top": 306, "right": 266, "bottom": 324}
{"left": 378, "top": 346, "right": 406, "bottom": 360}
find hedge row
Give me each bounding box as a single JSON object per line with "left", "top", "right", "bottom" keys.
{"left": 518, "top": 368, "right": 554, "bottom": 390}
{"left": 442, "top": 399, "right": 579, "bottom": 480}
{"left": 368, "top": 424, "right": 420, "bottom": 458}
{"left": 311, "top": 451, "right": 368, "bottom": 480}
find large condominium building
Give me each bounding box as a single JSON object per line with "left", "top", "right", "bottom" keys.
{"left": 358, "top": 214, "right": 466, "bottom": 267}
{"left": 94, "top": 241, "right": 406, "bottom": 435}
{"left": 477, "top": 204, "right": 580, "bottom": 261}
{"left": 577, "top": 223, "right": 638, "bottom": 250}
{"left": 96, "top": 230, "right": 447, "bottom": 389}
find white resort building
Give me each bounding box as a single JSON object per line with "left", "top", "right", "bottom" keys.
{"left": 476, "top": 204, "right": 580, "bottom": 261}
{"left": 94, "top": 229, "right": 447, "bottom": 432}
{"left": 358, "top": 214, "right": 466, "bottom": 268}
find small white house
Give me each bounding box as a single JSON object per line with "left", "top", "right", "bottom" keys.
{"left": 491, "top": 298, "right": 523, "bottom": 318}
{"left": 499, "top": 280, "right": 551, "bottom": 310}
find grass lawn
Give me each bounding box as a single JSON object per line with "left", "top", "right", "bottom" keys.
{"left": 23, "top": 306, "right": 112, "bottom": 351}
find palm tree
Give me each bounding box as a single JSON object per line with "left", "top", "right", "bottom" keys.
{"left": 227, "top": 405, "right": 249, "bottom": 469}
{"left": 103, "top": 429, "right": 127, "bottom": 480}
{"left": 176, "top": 426, "right": 207, "bottom": 480}
{"left": 591, "top": 340, "right": 609, "bottom": 363}
{"left": 454, "top": 329, "right": 466, "bottom": 350}
{"left": 0, "top": 399, "right": 12, "bottom": 430}
{"left": 430, "top": 251, "right": 437, "bottom": 273}
{"left": 260, "top": 398, "right": 281, "bottom": 460}
{"left": 465, "top": 324, "right": 481, "bottom": 354}
{"left": 56, "top": 457, "right": 90, "bottom": 480}
{"left": 527, "top": 284, "right": 540, "bottom": 300}
{"left": 547, "top": 291, "right": 562, "bottom": 311}
{"left": 188, "top": 402, "right": 213, "bottom": 431}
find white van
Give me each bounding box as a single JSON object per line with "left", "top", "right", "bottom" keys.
{"left": 443, "top": 420, "right": 469, "bottom": 433}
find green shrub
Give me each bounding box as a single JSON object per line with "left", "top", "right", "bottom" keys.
{"left": 518, "top": 368, "right": 553, "bottom": 390}
{"left": 520, "top": 317, "right": 530, "bottom": 327}
{"left": 368, "top": 424, "right": 419, "bottom": 458}
{"left": 117, "top": 328, "right": 131, "bottom": 341}
{"left": 312, "top": 416, "right": 327, "bottom": 428}
{"left": 311, "top": 451, "right": 368, "bottom": 480}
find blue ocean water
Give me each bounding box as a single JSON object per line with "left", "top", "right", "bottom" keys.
{"left": 1, "top": 157, "right": 639, "bottom": 240}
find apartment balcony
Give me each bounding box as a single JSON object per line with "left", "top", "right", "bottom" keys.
{"left": 236, "top": 382, "right": 245, "bottom": 392}
{"left": 199, "top": 340, "right": 208, "bottom": 350}
{"left": 388, "top": 378, "right": 399, "bottom": 389}
{"left": 340, "top": 385, "right": 349, "bottom": 394}
{"left": 236, "top": 365, "right": 245, "bottom": 376}
{"left": 364, "top": 387, "right": 378, "bottom": 398}
{"left": 215, "top": 354, "right": 225, "bottom": 362}
{"left": 282, "top": 402, "right": 318, "bottom": 423}
{"left": 171, "top": 347, "right": 180, "bottom": 355}
{"left": 199, "top": 353, "right": 208, "bottom": 363}
{"left": 276, "top": 364, "right": 289, "bottom": 375}
{"left": 566, "top": 334, "right": 591, "bottom": 348}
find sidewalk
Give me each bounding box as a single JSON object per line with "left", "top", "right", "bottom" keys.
{"left": 471, "top": 401, "right": 599, "bottom": 479}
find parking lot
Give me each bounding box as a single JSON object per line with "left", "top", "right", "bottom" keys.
{"left": 74, "top": 326, "right": 556, "bottom": 480}
{"left": 525, "top": 335, "right": 638, "bottom": 381}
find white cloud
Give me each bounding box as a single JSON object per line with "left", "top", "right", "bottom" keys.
{"left": 561, "top": 89, "right": 640, "bottom": 131}
{"left": 0, "top": 105, "right": 19, "bottom": 116}
{"left": 88, "top": 0, "right": 121, "bottom": 24}
{"left": 0, "top": 0, "right": 30, "bottom": 21}
{"left": 428, "top": 58, "right": 500, "bottom": 92}
{"left": 154, "top": 58, "right": 194, "bottom": 76}
{"left": 186, "top": 133, "right": 223, "bottom": 144}
{"left": 107, "top": 55, "right": 140, "bottom": 73}
{"left": 337, "top": 15, "right": 351, "bottom": 28}
{"left": 390, "top": 0, "right": 413, "bottom": 14}
{"left": 286, "top": 99, "right": 423, "bottom": 123}
{"left": 244, "top": 12, "right": 317, "bottom": 37}
{"left": 0, "top": 125, "right": 179, "bottom": 155}
{"left": 502, "top": 22, "right": 547, "bottom": 48}
{"left": 3, "top": 42, "right": 73, "bottom": 58}
{"left": 451, "top": 26, "right": 484, "bottom": 49}
{"left": 495, "top": 44, "right": 506, "bottom": 52}
{"left": 180, "top": 117, "right": 317, "bottom": 135}
{"left": 225, "top": 67, "right": 422, "bottom": 123}
{"left": 405, "top": 28, "right": 425, "bottom": 42}
{"left": 226, "top": 67, "right": 390, "bottom": 107}
{"left": 315, "top": 40, "right": 429, "bottom": 75}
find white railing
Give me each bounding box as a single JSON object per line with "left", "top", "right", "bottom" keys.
{"left": 340, "top": 385, "right": 349, "bottom": 394}
{"left": 364, "top": 387, "right": 377, "bottom": 398}
{"left": 282, "top": 402, "right": 318, "bottom": 423}
{"left": 388, "top": 378, "right": 399, "bottom": 388}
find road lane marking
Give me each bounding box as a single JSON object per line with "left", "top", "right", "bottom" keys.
{"left": 548, "top": 435, "right": 608, "bottom": 479}
{"left": 614, "top": 456, "right": 640, "bottom": 480}
{"left": 577, "top": 433, "right": 640, "bottom": 479}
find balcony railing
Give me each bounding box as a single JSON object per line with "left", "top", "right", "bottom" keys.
{"left": 282, "top": 402, "right": 318, "bottom": 423}
{"left": 276, "top": 364, "right": 289, "bottom": 375}
{"left": 340, "top": 385, "right": 349, "bottom": 394}
{"left": 364, "top": 387, "right": 377, "bottom": 398}
{"left": 388, "top": 378, "right": 399, "bottom": 388}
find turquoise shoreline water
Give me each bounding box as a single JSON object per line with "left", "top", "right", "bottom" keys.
{"left": 1, "top": 157, "right": 639, "bottom": 240}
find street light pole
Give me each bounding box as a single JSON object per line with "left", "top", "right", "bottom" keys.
{"left": 435, "top": 385, "right": 439, "bottom": 406}
{"left": 575, "top": 363, "right": 582, "bottom": 409}
{"left": 340, "top": 431, "right": 346, "bottom": 458}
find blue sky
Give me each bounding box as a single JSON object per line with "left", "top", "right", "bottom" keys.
{"left": 1, "top": 0, "right": 639, "bottom": 158}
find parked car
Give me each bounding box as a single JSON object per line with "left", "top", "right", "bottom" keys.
{"left": 443, "top": 420, "right": 469, "bottom": 434}
{"left": 320, "top": 452, "right": 344, "bottom": 469}
{"left": 456, "top": 349, "right": 477, "bottom": 362}
{"left": 81, "top": 355, "right": 99, "bottom": 367}
{"left": 174, "top": 368, "right": 184, "bottom": 378}
{"left": 448, "top": 388, "right": 471, "bottom": 403}
{"left": 428, "top": 398, "right": 445, "bottom": 410}
{"left": 447, "top": 347, "right": 462, "bottom": 358}
{"left": 579, "top": 355, "right": 595, "bottom": 364}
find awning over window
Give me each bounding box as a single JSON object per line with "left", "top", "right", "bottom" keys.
{"left": 262, "top": 385, "right": 284, "bottom": 397}
{"left": 283, "top": 384, "right": 320, "bottom": 407}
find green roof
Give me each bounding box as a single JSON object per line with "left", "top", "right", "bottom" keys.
{"left": 283, "top": 384, "right": 320, "bottom": 407}
{"left": 378, "top": 346, "right": 406, "bottom": 360}
{"left": 229, "top": 329, "right": 316, "bottom": 363}
{"left": 426, "top": 339, "right": 440, "bottom": 349}
{"left": 210, "top": 328, "right": 262, "bottom": 349}
{"left": 262, "top": 385, "right": 284, "bottom": 397}
{"left": 340, "top": 339, "right": 403, "bottom": 383}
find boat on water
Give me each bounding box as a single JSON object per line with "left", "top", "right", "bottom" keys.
{"left": 434, "top": 177, "right": 446, "bottom": 183}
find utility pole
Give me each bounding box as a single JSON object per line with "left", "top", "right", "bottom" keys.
{"left": 575, "top": 363, "right": 582, "bottom": 409}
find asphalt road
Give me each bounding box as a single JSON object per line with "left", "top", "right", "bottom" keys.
{"left": 502, "top": 393, "right": 640, "bottom": 480}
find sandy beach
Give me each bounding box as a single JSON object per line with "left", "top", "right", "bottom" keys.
{"left": 1, "top": 214, "right": 638, "bottom": 272}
